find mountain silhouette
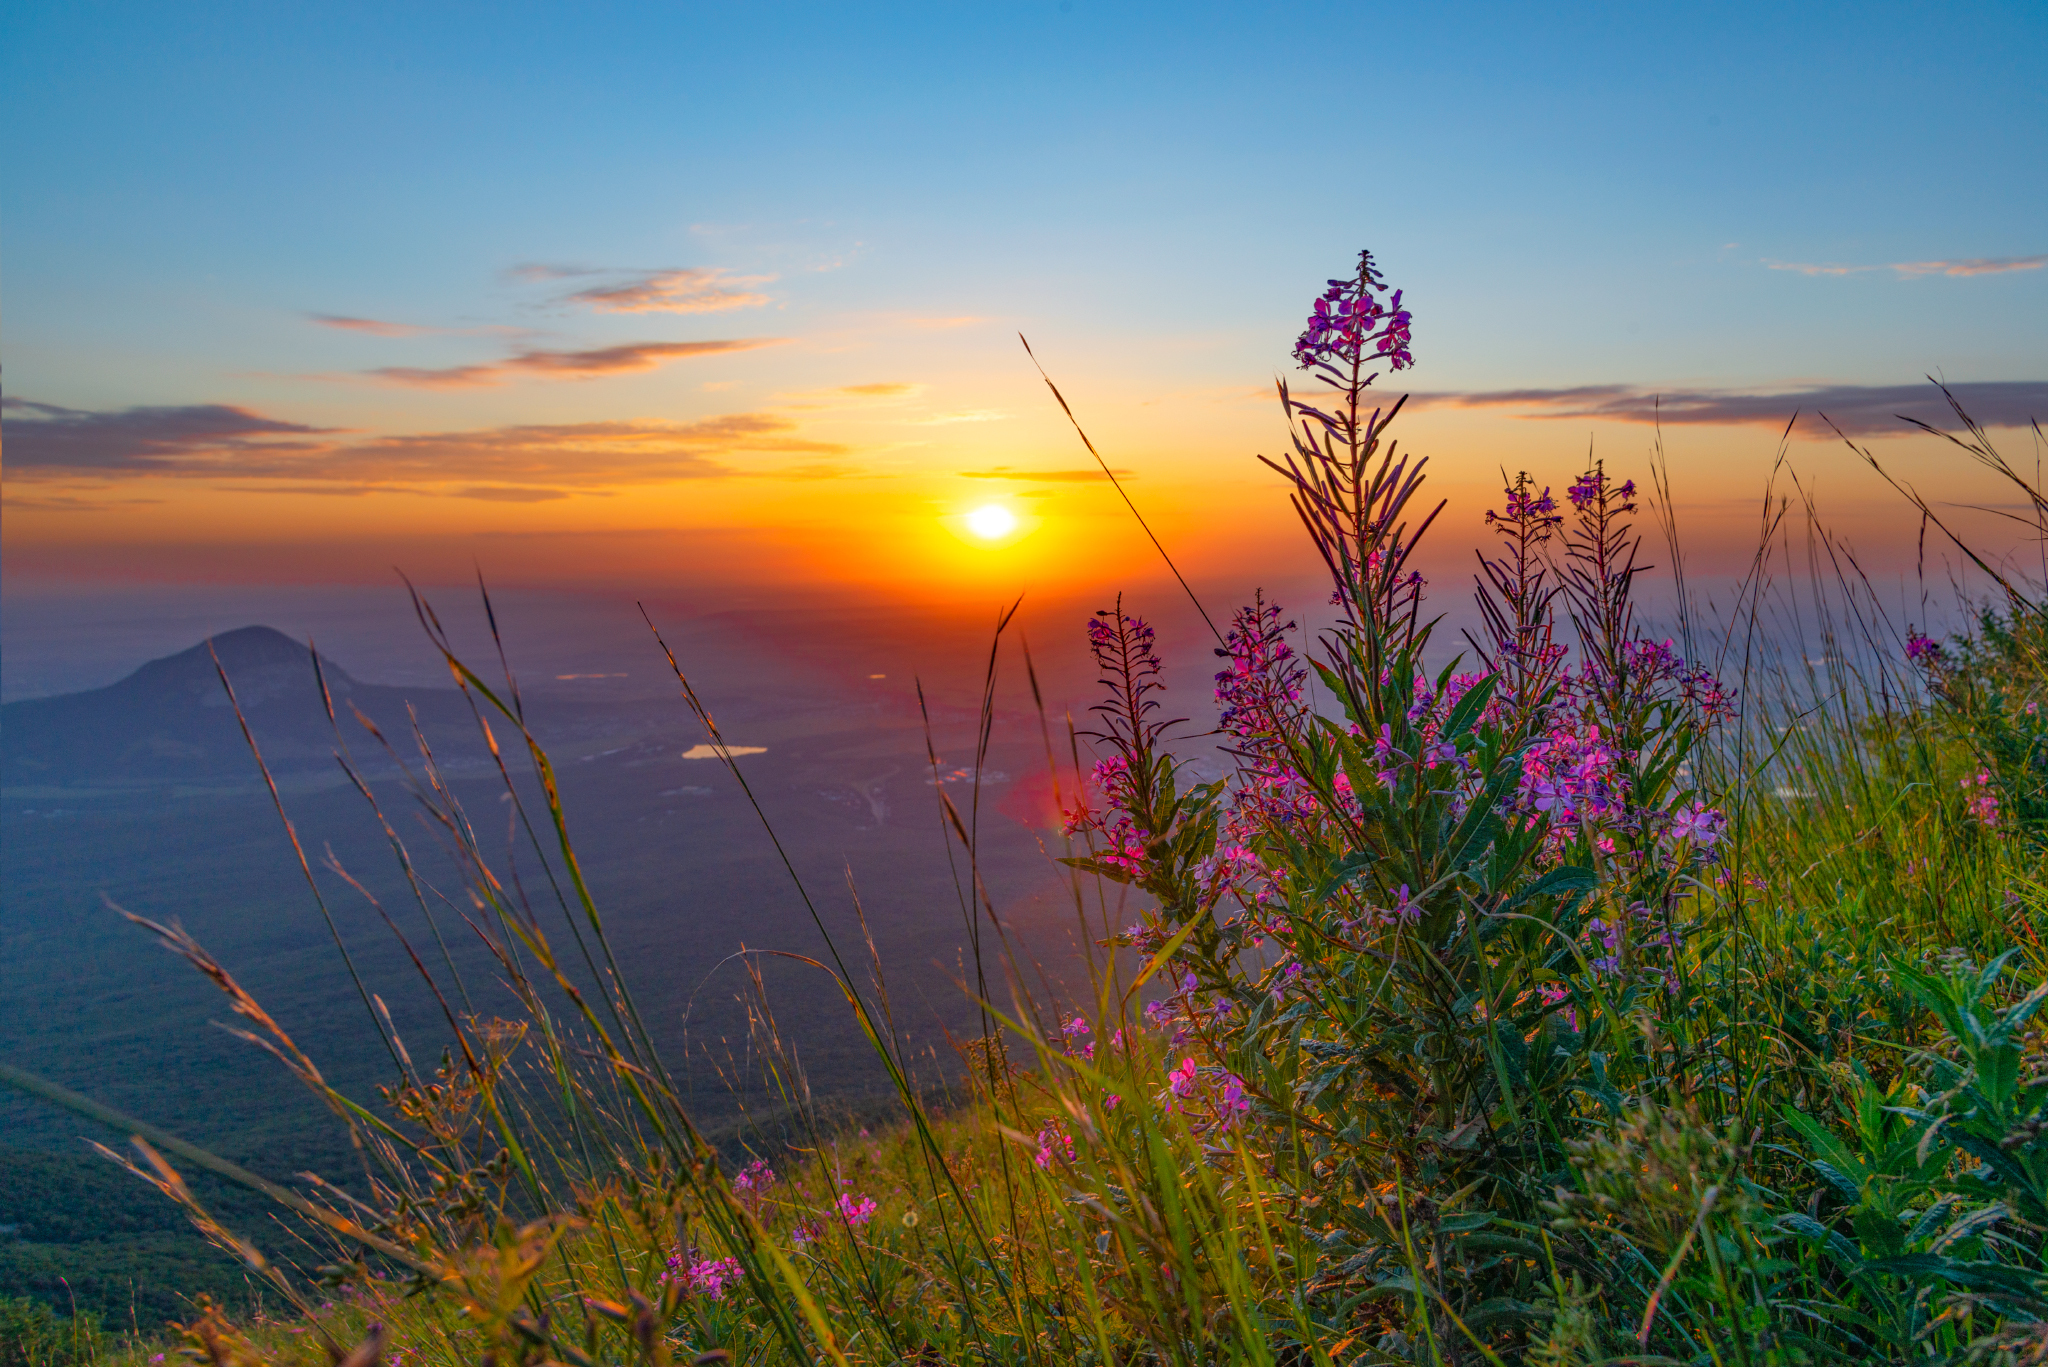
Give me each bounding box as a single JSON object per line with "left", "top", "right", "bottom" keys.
{"left": 1, "top": 626, "right": 475, "bottom": 792}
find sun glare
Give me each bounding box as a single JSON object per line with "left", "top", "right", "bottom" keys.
{"left": 965, "top": 504, "right": 1018, "bottom": 540}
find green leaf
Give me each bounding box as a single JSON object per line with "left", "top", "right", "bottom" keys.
{"left": 1776, "top": 1213, "right": 1862, "bottom": 1270}
{"left": 1511, "top": 865, "right": 1598, "bottom": 908}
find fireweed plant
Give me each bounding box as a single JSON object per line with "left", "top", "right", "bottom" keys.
{"left": 1063, "top": 249, "right": 1755, "bottom": 1350}
{"left": 5, "top": 251, "right": 2045, "bottom": 1366}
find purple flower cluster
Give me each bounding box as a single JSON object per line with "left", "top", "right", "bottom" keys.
{"left": 732, "top": 1159, "right": 776, "bottom": 1202}
{"left": 835, "top": 1191, "right": 877, "bottom": 1228}
{"left": 1292, "top": 249, "right": 1414, "bottom": 381}
{"left": 1487, "top": 483, "right": 1563, "bottom": 530}
{"left": 1214, "top": 600, "right": 1306, "bottom": 753}
{"left": 1906, "top": 631, "right": 1945, "bottom": 664}
{"left": 1034, "top": 1119, "right": 1075, "bottom": 1170}
{"left": 1515, "top": 722, "right": 1624, "bottom": 823}
{"left": 1569, "top": 472, "right": 1635, "bottom": 509}
{"left": 1156, "top": 1056, "right": 1251, "bottom": 1128}
{"left": 1964, "top": 769, "right": 2001, "bottom": 827}
{"left": 663, "top": 1253, "right": 744, "bottom": 1300}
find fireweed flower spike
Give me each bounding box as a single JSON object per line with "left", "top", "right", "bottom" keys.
{"left": 1292, "top": 250, "right": 1415, "bottom": 380}
{"left": 1265, "top": 250, "right": 1443, "bottom": 678}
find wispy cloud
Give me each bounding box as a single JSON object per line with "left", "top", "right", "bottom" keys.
{"left": 1409, "top": 380, "right": 2047, "bottom": 436}
{"left": 1892, "top": 256, "right": 2048, "bottom": 277}
{"left": 309, "top": 314, "right": 435, "bottom": 337}
{"left": 503, "top": 262, "right": 774, "bottom": 313}
{"left": 367, "top": 338, "right": 782, "bottom": 388}
{"left": 3, "top": 399, "right": 846, "bottom": 492}
{"left": 563, "top": 267, "right": 773, "bottom": 314}
{"left": 0, "top": 492, "right": 166, "bottom": 512}
{"left": 503, "top": 262, "right": 603, "bottom": 283}
{"left": 957, "top": 466, "right": 1133, "bottom": 481}
{"left": 2, "top": 398, "right": 339, "bottom": 474}
{"left": 306, "top": 313, "right": 523, "bottom": 338}
{"left": 453, "top": 485, "right": 573, "bottom": 502}
{"left": 1766, "top": 254, "right": 2046, "bottom": 278}
{"left": 839, "top": 382, "right": 918, "bottom": 397}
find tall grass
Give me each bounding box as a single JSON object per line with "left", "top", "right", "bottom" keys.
{"left": 4, "top": 260, "right": 2044, "bottom": 1365}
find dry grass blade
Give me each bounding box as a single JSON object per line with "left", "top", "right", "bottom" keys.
{"left": 1020, "top": 333, "right": 1223, "bottom": 644}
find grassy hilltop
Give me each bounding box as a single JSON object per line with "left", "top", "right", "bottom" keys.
{"left": 5, "top": 255, "right": 2044, "bottom": 1365}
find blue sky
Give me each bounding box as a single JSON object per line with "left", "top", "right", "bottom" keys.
{"left": 8, "top": 0, "right": 2042, "bottom": 398}
{"left": 3, "top": 0, "right": 2043, "bottom": 648}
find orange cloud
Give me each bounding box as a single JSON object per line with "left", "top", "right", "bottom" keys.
{"left": 453, "top": 485, "right": 573, "bottom": 502}
{"left": 368, "top": 338, "right": 783, "bottom": 389}
{"left": 309, "top": 314, "right": 434, "bottom": 336}
{"left": 564, "top": 267, "right": 773, "bottom": 314}
{"left": 1891, "top": 255, "right": 2047, "bottom": 277}
{"left": 840, "top": 382, "right": 918, "bottom": 396}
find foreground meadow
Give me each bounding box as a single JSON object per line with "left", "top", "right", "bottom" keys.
{"left": 6, "top": 252, "right": 2044, "bottom": 1365}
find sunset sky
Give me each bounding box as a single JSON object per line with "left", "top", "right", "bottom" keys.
{"left": 4, "top": 0, "right": 2044, "bottom": 694}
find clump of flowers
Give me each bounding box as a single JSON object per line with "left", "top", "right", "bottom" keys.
{"left": 1034, "top": 1119, "right": 1075, "bottom": 1169}
{"left": 731, "top": 1159, "right": 776, "bottom": 1204}
{"left": 1292, "top": 249, "right": 1414, "bottom": 380}
{"left": 835, "top": 1191, "right": 877, "bottom": 1228}
{"left": 1057, "top": 1014, "right": 1094, "bottom": 1060}
{"left": 1058, "top": 248, "right": 1744, "bottom": 1311}
{"left": 662, "top": 1253, "right": 744, "bottom": 1300}
{"left": 1965, "top": 768, "right": 2002, "bottom": 826}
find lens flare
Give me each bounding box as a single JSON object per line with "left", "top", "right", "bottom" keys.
{"left": 965, "top": 504, "right": 1017, "bottom": 540}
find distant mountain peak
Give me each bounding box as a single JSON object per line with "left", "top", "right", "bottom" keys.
{"left": 120, "top": 627, "right": 357, "bottom": 708}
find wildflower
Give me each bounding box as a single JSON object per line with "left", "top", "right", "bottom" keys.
{"left": 835, "top": 1192, "right": 877, "bottom": 1228}
{"left": 681, "top": 1257, "right": 744, "bottom": 1300}
{"left": 1667, "top": 801, "right": 1726, "bottom": 849}
{"left": 1214, "top": 599, "right": 1306, "bottom": 749}
{"left": 1964, "top": 770, "right": 2001, "bottom": 827}
{"left": 1568, "top": 471, "right": 1636, "bottom": 510}
{"left": 731, "top": 1159, "right": 776, "bottom": 1199}
{"left": 1168, "top": 1056, "right": 1201, "bottom": 1099}
{"left": 1034, "top": 1119, "right": 1075, "bottom": 1169}
{"left": 791, "top": 1220, "right": 822, "bottom": 1249}
{"left": 1905, "top": 631, "right": 1943, "bottom": 664}
{"left": 1292, "top": 250, "right": 1414, "bottom": 378}
{"left": 1390, "top": 884, "right": 1420, "bottom": 922}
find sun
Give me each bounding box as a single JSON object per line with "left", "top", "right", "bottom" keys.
{"left": 965, "top": 504, "right": 1018, "bottom": 540}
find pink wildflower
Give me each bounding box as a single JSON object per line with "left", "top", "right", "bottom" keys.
{"left": 1965, "top": 770, "right": 2001, "bottom": 827}
{"left": 1034, "top": 1119, "right": 1076, "bottom": 1169}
